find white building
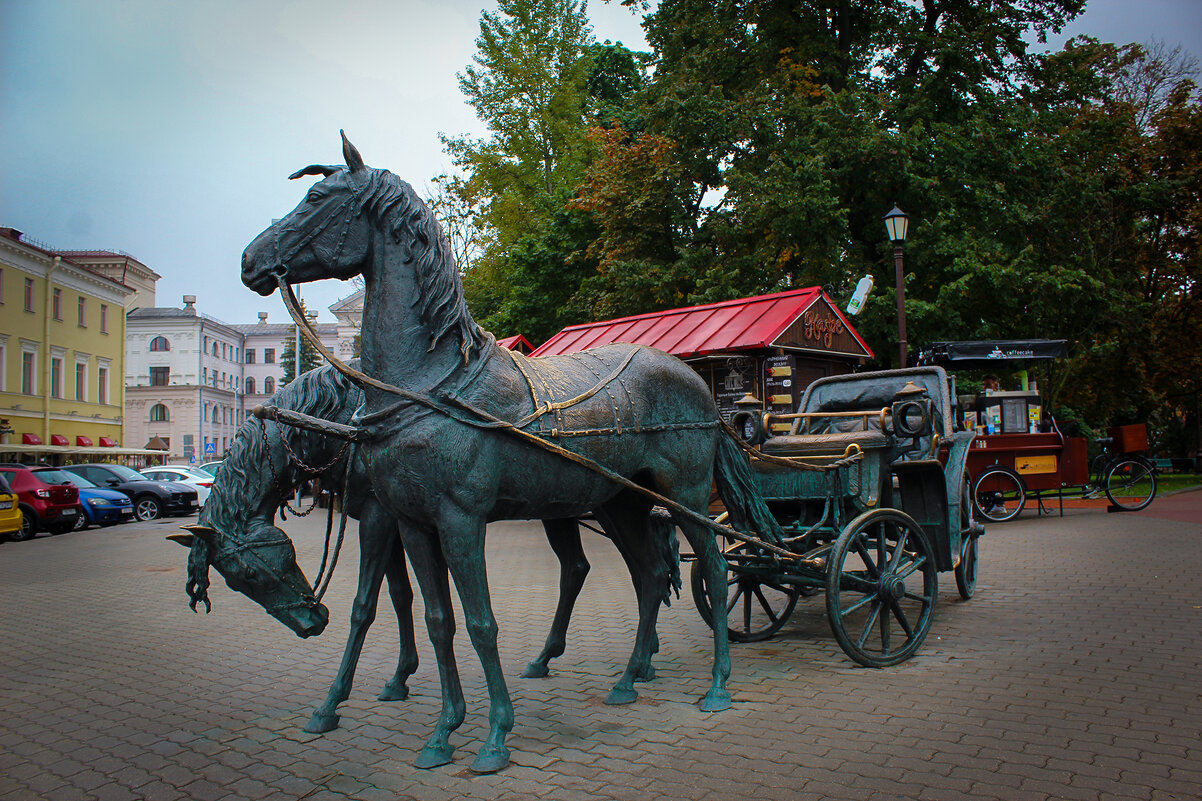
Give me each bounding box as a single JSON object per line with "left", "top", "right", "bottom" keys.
{"left": 126, "top": 299, "right": 338, "bottom": 463}
{"left": 232, "top": 312, "right": 338, "bottom": 412}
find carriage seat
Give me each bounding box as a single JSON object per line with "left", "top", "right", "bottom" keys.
{"left": 759, "top": 429, "right": 888, "bottom": 456}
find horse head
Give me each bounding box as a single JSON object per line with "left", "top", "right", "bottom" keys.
{"left": 168, "top": 520, "right": 329, "bottom": 638}
{"left": 242, "top": 130, "right": 375, "bottom": 296}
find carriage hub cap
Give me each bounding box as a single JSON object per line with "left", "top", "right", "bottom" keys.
{"left": 880, "top": 575, "right": 906, "bottom": 602}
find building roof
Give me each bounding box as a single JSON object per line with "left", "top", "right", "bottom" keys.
{"left": 532, "top": 287, "right": 874, "bottom": 361}
{"left": 496, "top": 334, "right": 535, "bottom": 354}
{"left": 232, "top": 322, "right": 339, "bottom": 336}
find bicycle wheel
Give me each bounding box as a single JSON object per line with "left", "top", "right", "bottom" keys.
{"left": 1105, "top": 459, "right": 1157, "bottom": 511}
{"left": 972, "top": 466, "right": 1026, "bottom": 523}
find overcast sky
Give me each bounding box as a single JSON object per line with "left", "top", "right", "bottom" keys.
{"left": 2, "top": 0, "right": 1199, "bottom": 327}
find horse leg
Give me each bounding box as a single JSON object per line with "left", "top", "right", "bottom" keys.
{"left": 378, "top": 529, "right": 418, "bottom": 701}
{"left": 594, "top": 495, "right": 668, "bottom": 705}
{"left": 400, "top": 522, "right": 466, "bottom": 769}
{"left": 671, "top": 488, "right": 732, "bottom": 713}
{"left": 305, "top": 498, "right": 398, "bottom": 733}
{"left": 440, "top": 512, "right": 513, "bottom": 774}
{"left": 521, "top": 517, "right": 589, "bottom": 679}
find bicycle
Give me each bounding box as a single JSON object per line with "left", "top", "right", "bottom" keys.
{"left": 972, "top": 431, "right": 1158, "bottom": 523}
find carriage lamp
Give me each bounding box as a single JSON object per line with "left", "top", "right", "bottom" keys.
{"left": 884, "top": 204, "right": 911, "bottom": 368}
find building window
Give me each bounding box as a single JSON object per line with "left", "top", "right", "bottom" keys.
{"left": 149, "top": 336, "right": 170, "bottom": 351}
{"left": 77, "top": 296, "right": 86, "bottom": 327}
{"left": 245, "top": 349, "right": 255, "bottom": 364}
{"left": 245, "top": 376, "right": 256, "bottom": 394}
{"left": 264, "top": 348, "right": 275, "bottom": 364}
{"left": 21, "top": 351, "right": 36, "bottom": 395}
{"left": 50, "top": 358, "right": 63, "bottom": 398}
{"left": 264, "top": 376, "right": 275, "bottom": 395}
{"left": 97, "top": 366, "right": 108, "bottom": 404}
{"left": 211, "top": 406, "right": 219, "bottom": 424}
{"left": 52, "top": 288, "right": 62, "bottom": 320}
{"left": 0, "top": 339, "right": 6, "bottom": 391}
{"left": 24, "top": 278, "right": 35, "bottom": 312}
{"left": 100, "top": 304, "right": 108, "bottom": 333}
{"left": 150, "top": 403, "right": 169, "bottom": 422}
{"left": 75, "top": 361, "right": 87, "bottom": 401}
{"left": 212, "top": 342, "right": 219, "bottom": 356}
{"left": 149, "top": 366, "right": 170, "bottom": 386}
{"left": 0, "top": 267, "right": 4, "bottom": 303}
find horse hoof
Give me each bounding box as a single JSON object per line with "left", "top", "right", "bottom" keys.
{"left": 635, "top": 665, "right": 656, "bottom": 683}
{"left": 304, "top": 712, "right": 340, "bottom": 734}
{"left": 415, "top": 744, "right": 454, "bottom": 769}
{"left": 699, "top": 689, "right": 732, "bottom": 713}
{"left": 520, "top": 662, "right": 549, "bottom": 679}
{"left": 378, "top": 682, "right": 409, "bottom": 701}
{"left": 604, "top": 687, "right": 638, "bottom": 705}
{"left": 470, "top": 744, "right": 510, "bottom": 774}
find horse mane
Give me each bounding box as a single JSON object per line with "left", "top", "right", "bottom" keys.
{"left": 199, "top": 363, "right": 362, "bottom": 535}
{"left": 358, "top": 168, "right": 491, "bottom": 361}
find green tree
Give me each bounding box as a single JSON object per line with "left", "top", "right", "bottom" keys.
{"left": 279, "top": 301, "right": 323, "bottom": 386}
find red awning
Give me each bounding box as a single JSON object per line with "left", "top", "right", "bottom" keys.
{"left": 98, "top": 437, "right": 118, "bottom": 447}
{"left": 76, "top": 436, "right": 93, "bottom": 447}
{"left": 532, "top": 287, "right": 873, "bottom": 360}
{"left": 22, "top": 433, "right": 43, "bottom": 445}
{"left": 50, "top": 434, "right": 69, "bottom": 446}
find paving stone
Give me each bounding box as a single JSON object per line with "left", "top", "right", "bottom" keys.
{"left": 2, "top": 503, "right": 1200, "bottom": 801}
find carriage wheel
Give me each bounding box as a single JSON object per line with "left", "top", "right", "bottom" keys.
{"left": 972, "top": 466, "right": 1026, "bottom": 522}
{"left": 825, "top": 509, "right": 937, "bottom": 668}
{"left": 1104, "top": 459, "right": 1157, "bottom": 511}
{"left": 955, "top": 479, "right": 979, "bottom": 601}
{"left": 690, "top": 547, "right": 800, "bottom": 643}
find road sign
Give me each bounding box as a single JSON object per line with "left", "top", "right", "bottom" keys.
{"left": 204, "top": 442, "right": 217, "bottom": 455}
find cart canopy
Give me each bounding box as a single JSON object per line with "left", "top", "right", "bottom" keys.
{"left": 917, "top": 340, "right": 1067, "bottom": 369}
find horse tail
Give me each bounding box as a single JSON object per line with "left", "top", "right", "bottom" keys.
{"left": 713, "top": 428, "right": 783, "bottom": 544}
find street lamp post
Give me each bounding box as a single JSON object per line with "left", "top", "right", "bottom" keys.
{"left": 884, "top": 204, "right": 910, "bottom": 368}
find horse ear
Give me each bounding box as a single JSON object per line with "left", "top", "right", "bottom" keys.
{"left": 288, "top": 165, "right": 341, "bottom": 180}
{"left": 177, "top": 524, "right": 216, "bottom": 543}
{"left": 166, "top": 533, "right": 194, "bottom": 547}
{"left": 341, "top": 129, "right": 365, "bottom": 172}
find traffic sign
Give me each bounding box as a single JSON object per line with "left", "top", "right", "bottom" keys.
{"left": 204, "top": 442, "right": 217, "bottom": 454}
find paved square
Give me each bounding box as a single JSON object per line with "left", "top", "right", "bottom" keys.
{"left": 2, "top": 493, "right": 1199, "bottom": 800}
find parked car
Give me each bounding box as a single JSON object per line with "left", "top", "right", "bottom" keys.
{"left": 0, "top": 463, "right": 83, "bottom": 540}
{"left": 198, "top": 460, "right": 224, "bottom": 477}
{"left": 0, "top": 474, "right": 23, "bottom": 540}
{"left": 140, "top": 465, "right": 213, "bottom": 507}
{"left": 63, "top": 463, "right": 198, "bottom": 522}
{"left": 31, "top": 467, "right": 134, "bottom": 530}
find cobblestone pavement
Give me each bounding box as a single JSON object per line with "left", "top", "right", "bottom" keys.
{"left": 2, "top": 491, "right": 1200, "bottom": 801}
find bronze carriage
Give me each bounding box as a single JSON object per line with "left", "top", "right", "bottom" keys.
{"left": 691, "top": 366, "right": 983, "bottom": 667}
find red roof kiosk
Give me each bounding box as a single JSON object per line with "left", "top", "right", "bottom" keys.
{"left": 533, "top": 287, "right": 874, "bottom": 428}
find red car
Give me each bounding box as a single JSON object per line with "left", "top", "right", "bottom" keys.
{"left": 0, "top": 464, "right": 83, "bottom": 541}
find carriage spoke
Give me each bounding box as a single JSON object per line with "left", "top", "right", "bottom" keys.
{"left": 880, "top": 602, "right": 891, "bottom": 653}
{"left": 839, "top": 592, "right": 877, "bottom": 617}
{"left": 856, "top": 600, "right": 882, "bottom": 649}
{"left": 727, "top": 582, "right": 747, "bottom": 614}
{"left": 888, "top": 599, "right": 916, "bottom": 639}
{"left": 852, "top": 537, "right": 882, "bottom": 579}
{"left": 893, "top": 555, "right": 928, "bottom": 580}
{"left": 752, "top": 586, "right": 781, "bottom": 623}
{"left": 888, "top": 529, "right": 910, "bottom": 570}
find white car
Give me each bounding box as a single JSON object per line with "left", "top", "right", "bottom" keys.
{"left": 140, "top": 465, "right": 214, "bottom": 507}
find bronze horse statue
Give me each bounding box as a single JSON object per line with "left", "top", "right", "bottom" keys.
{"left": 171, "top": 362, "right": 670, "bottom": 734}
{"left": 239, "top": 133, "right": 781, "bottom": 773}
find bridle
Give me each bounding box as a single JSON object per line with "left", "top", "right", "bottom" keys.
{"left": 207, "top": 533, "right": 322, "bottom": 616}
{"left": 270, "top": 170, "right": 368, "bottom": 285}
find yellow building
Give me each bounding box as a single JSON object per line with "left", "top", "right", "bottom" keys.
{"left": 0, "top": 228, "right": 137, "bottom": 450}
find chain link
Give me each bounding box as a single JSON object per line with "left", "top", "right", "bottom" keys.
{"left": 259, "top": 416, "right": 351, "bottom": 517}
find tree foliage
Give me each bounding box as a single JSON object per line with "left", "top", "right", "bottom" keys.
{"left": 441, "top": 0, "right": 1201, "bottom": 452}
